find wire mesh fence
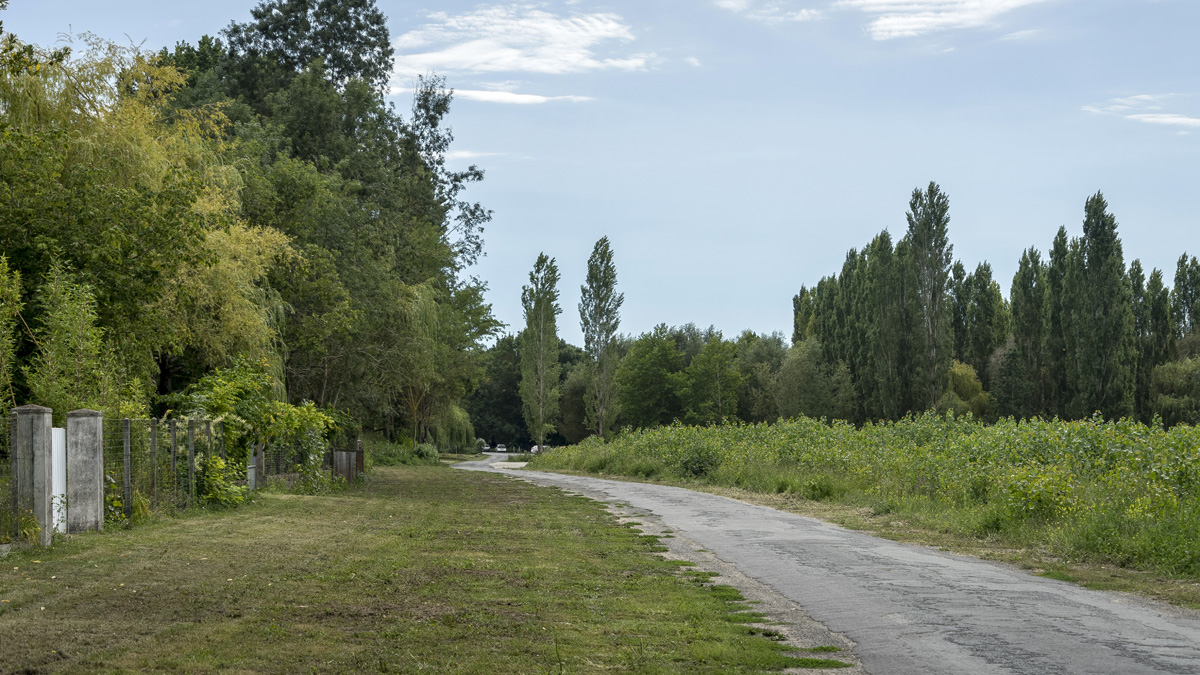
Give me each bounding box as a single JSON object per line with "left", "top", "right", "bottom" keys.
{"left": 99, "top": 418, "right": 225, "bottom": 525}
{"left": 1, "top": 413, "right": 15, "bottom": 543}
{"left": 3, "top": 411, "right": 361, "bottom": 546}
{"left": 260, "top": 439, "right": 322, "bottom": 478}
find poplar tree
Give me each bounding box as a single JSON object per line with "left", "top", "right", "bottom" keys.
{"left": 519, "top": 254, "right": 562, "bottom": 448}
{"left": 579, "top": 237, "right": 623, "bottom": 437}
{"left": 792, "top": 287, "right": 814, "bottom": 344}
{"left": 965, "top": 262, "right": 1009, "bottom": 391}
{"left": 949, "top": 261, "right": 970, "bottom": 363}
{"left": 1071, "top": 192, "right": 1135, "bottom": 418}
{"left": 1044, "top": 227, "right": 1072, "bottom": 416}
{"left": 1009, "top": 248, "right": 1047, "bottom": 414}
{"left": 905, "top": 182, "right": 953, "bottom": 409}
{"left": 1131, "top": 263, "right": 1173, "bottom": 422}
{"left": 1173, "top": 254, "right": 1200, "bottom": 341}
{"left": 864, "top": 231, "right": 908, "bottom": 420}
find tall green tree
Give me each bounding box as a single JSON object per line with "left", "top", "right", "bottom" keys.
{"left": 949, "top": 261, "right": 969, "bottom": 364}
{"left": 1043, "top": 227, "right": 1073, "bottom": 416}
{"left": 1070, "top": 192, "right": 1135, "bottom": 418}
{"left": 579, "top": 237, "right": 624, "bottom": 437}
{"left": 965, "top": 262, "right": 1009, "bottom": 391}
{"left": 864, "top": 231, "right": 913, "bottom": 420}
{"left": 676, "top": 333, "right": 741, "bottom": 425}
{"left": 24, "top": 262, "right": 124, "bottom": 422}
{"left": 776, "top": 338, "right": 854, "bottom": 421}
{"left": 735, "top": 331, "right": 786, "bottom": 424}
{"left": 463, "top": 335, "right": 530, "bottom": 448}
{"left": 519, "top": 254, "right": 562, "bottom": 448}
{"left": 1130, "top": 262, "right": 1173, "bottom": 422}
{"left": 616, "top": 325, "right": 682, "bottom": 429}
{"left": 1173, "top": 253, "right": 1200, "bottom": 355}
{"left": 1006, "top": 248, "right": 1047, "bottom": 415}
{"left": 222, "top": 0, "right": 395, "bottom": 101}
{"left": 905, "top": 182, "right": 954, "bottom": 408}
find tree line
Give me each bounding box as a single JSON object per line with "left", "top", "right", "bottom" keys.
{"left": 471, "top": 182, "right": 1200, "bottom": 448}
{"left": 794, "top": 183, "right": 1198, "bottom": 427}
{"left": 0, "top": 0, "right": 496, "bottom": 445}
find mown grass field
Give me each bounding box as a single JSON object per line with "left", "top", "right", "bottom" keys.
{"left": 0, "top": 464, "right": 845, "bottom": 673}
{"left": 529, "top": 414, "right": 1200, "bottom": 608}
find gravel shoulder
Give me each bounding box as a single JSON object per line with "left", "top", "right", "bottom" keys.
{"left": 460, "top": 453, "right": 1200, "bottom": 675}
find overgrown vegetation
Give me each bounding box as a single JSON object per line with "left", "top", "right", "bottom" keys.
{"left": 530, "top": 414, "right": 1200, "bottom": 581}
{"left": 0, "top": 0, "right": 496, "bottom": 443}
{"left": 364, "top": 436, "right": 443, "bottom": 467}
{"left": 0, "top": 465, "right": 841, "bottom": 672}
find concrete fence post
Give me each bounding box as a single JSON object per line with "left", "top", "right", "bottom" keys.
{"left": 12, "top": 405, "right": 53, "bottom": 546}
{"left": 246, "top": 447, "right": 257, "bottom": 492}
{"left": 66, "top": 409, "right": 104, "bottom": 534}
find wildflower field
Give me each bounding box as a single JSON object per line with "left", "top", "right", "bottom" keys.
{"left": 529, "top": 415, "right": 1200, "bottom": 578}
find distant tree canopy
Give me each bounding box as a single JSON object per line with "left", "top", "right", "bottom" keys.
{"left": 789, "top": 186, "right": 1194, "bottom": 427}
{"left": 474, "top": 180, "right": 1198, "bottom": 449}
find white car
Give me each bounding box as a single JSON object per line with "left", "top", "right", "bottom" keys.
{"left": 496, "top": 444, "right": 507, "bottom": 452}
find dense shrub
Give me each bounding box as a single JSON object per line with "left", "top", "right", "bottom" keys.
{"left": 366, "top": 437, "right": 442, "bottom": 467}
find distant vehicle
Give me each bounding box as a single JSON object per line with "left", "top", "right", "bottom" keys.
{"left": 496, "top": 444, "right": 507, "bottom": 452}
{"left": 482, "top": 443, "right": 490, "bottom": 451}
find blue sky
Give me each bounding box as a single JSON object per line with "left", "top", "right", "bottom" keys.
{"left": 6, "top": 1, "right": 1199, "bottom": 346}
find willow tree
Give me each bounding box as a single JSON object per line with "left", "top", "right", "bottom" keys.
{"left": 519, "top": 254, "right": 562, "bottom": 449}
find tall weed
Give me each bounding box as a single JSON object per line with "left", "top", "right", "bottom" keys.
{"left": 530, "top": 415, "right": 1200, "bottom": 576}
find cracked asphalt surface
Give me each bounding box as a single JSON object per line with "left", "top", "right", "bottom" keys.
{"left": 457, "top": 454, "right": 1200, "bottom": 675}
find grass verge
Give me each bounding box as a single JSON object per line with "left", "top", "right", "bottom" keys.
{"left": 0, "top": 465, "right": 841, "bottom": 673}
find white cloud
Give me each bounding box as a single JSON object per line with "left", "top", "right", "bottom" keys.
{"left": 446, "top": 150, "right": 504, "bottom": 160}
{"left": 456, "top": 89, "right": 594, "bottom": 104}
{"left": 389, "top": 86, "right": 594, "bottom": 105}
{"left": 1082, "top": 93, "right": 1174, "bottom": 115}
{"left": 834, "top": 0, "right": 1051, "bottom": 40}
{"left": 713, "top": 1, "right": 821, "bottom": 24}
{"left": 685, "top": 56, "right": 702, "bottom": 67}
{"left": 1000, "top": 28, "right": 1040, "bottom": 40}
{"left": 1083, "top": 94, "right": 1199, "bottom": 130}
{"left": 393, "top": 6, "right": 653, "bottom": 77}
{"left": 1127, "top": 113, "right": 1200, "bottom": 129}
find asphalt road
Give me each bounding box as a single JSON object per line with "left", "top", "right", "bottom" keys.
{"left": 457, "top": 454, "right": 1200, "bottom": 675}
